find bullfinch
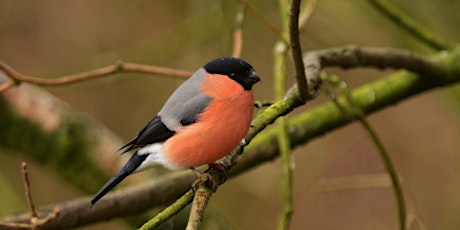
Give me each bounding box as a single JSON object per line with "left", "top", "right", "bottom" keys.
{"left": 91, "top": 57, "right": 260, "bottom": 205}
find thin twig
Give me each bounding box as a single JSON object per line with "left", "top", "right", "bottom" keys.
{"left": 21, "top": 162, "right": 37, "bottom": 220}
{"left": 275, "top": 0, "right": 294, "bottom": 228}
{"left": 368, "top": 0, "right": 453, "bottom": 50}
{"left": 322, "top": 74, "right": 407, "bottom": 230}
{"left": 232, "top": 29, "right": 243, "bottom": 58}
{"left": 239, "top": 0, "right": 289, "bottom": 44}
{"left": 0, "top": 61, "right": 192, "bottom": 89}
{"left": 276, "top": 117, "right": 293, "bottom": 230}
{"left": 232, "top": 3, "right": 246, "bottom": 58}
{"left": 4, "top": 163, "right": 61, "bottom": 230}
{"left": 0, "top": 81, "right": 15, "bottom": 92}
{"left": 0, "top": 221, "right": 32, "bottom": 229}
{"left": 298, "top": 0, "right": 318, "bottom": 31}
{"left": 359, "top": 118, "right": 406, "bottom": 230}
{"left": 289, "top": 0, "right": 309, "bottom": 102}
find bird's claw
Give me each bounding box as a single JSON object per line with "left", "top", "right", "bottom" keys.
{"left": 205, "top": 163, "right": 228, "bottom": 184}
{"left": 190, "top": 163, "right": 228, "bottom": 192}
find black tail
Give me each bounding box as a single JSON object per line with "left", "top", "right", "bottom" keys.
{"left": 91, "top": 152, "right": 148, "bottom": 206}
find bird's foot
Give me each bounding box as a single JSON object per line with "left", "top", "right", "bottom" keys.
{"left": 190, "top": 163, "right": 228, "bottom": 192}
{"left": 205, "top": 163, "right": 228, "bottom": 183}
{"left": 190, "top": 167, "right": 207, "bottom": 191}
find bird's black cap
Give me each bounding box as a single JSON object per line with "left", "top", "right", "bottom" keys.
{"left": 204, "top": 57, "right": 260, "bottom": 90}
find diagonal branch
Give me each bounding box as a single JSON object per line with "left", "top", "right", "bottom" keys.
{"left": 239, "top": 0, "right": 288, "bottom": 44}
{"left": 322, "top": 74, "right": 407, "bottom": 230}
{"left": 138, "top": 190, "right": 195, "bottom": 230}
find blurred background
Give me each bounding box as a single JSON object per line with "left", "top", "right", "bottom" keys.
{"left": 1, "top": 0, "right": 460, "bottom": 229}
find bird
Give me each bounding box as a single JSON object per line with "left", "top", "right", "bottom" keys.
{"left": 90, "top": 57, "right": 260, "bottom": 205}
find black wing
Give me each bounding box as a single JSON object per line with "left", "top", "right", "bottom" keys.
{"left": 119, "top": 115, "right": 175, "bottom": 153}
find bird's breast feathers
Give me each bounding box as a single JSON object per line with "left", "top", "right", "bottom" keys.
{"left": 161, "top": 73, "right": 254, "bottom": 169}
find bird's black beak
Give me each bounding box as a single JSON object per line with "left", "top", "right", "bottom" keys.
{"left": 250, "top": 71, "right": 261, "bottom": 84}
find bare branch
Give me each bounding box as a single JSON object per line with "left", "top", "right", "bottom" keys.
{"left": 239, "top": 0, "right": 289, "bottom": 44}
{"left": 0, "top": 61, "right": 192, "bottom": 91}
{"left": 232, "top": 3, "right": 246, "bottom": 58}
{"left": 0, "top": 163, "right": 61, "bottom": 230}
{"left": 275, "top": 0, "right": 297, "bottom": 228}
{"left": 306, "top": 46, "right": 447, "bottom": 84}
{"left": 298, "top": 0, "right": 318, "bottom": 31}
{"left": 289, "top": 0, "right": 309, "bottom": 102}
{"left": 0, "top": 81, "right": 14, "bottom": 92}
{"left": 186, "top": 184, "right": 213, "bottom": 230}
{"left": 21, "top": 162, "right": 37, "bottom": 221}
{"left": 1, "top": 172, "right": 195, "bottom": 230}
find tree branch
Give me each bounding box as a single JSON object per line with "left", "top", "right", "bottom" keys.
{"left": 289, "top": 0, "right": 309, "bottom": 102}
{"left": 229, "top": 46, "right": 457, "bottom": 176}
{"left": 232, "top": 3, "right": 246, "bottom": 58}
{"left": 239, "top": 0, "right": 288, "bottom": 44}
{"left": 1, "top": 172, "right": 195, "bottom": 230}
{"left": 307, "top": 45, "right": 447, "bottom": 83}
{"left": 322, "top": 74, "right": 407, "bottom": 230}
{"left": 21, "top": 162, "right": 37, "bottom": 220}
{"left": 0, "top": 83, "right": 127, "bottom": 194}
{"left": 1, "top": 46, "right": 458, "bottom": 229}
{"left": 0, "top": 61, "right": 192, "bottom": 91}
{"left": 138, "top": 190, "right": 195, "bottom": 230}
{"left": 298, "top": 0, "right": 318, "bottom": 32}
{"left": 186, "top": 184, "right": 213, "bottom": 230}
{"left": 0, "top": 81, "right": 14, "bottom": 92}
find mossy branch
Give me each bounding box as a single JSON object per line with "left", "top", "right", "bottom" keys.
{"left": 138, "top": 190, "right": 195, "bottom": 230}
{"left": 232, "top": 45, "right": 459, "bottom": 176}
{"left": 186, "top": 184, "right": 213, "bottom": 230}
{"left": 1, "top": 46, "right": 459, "bottom": 229}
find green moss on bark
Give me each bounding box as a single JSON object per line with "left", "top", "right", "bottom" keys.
{"left": 0, "top": 97, "right": 108, "bottom": 194}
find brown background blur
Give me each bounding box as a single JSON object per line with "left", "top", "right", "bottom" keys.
{"left": 1, "top": 0, "right": 460, "bottom": 229}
